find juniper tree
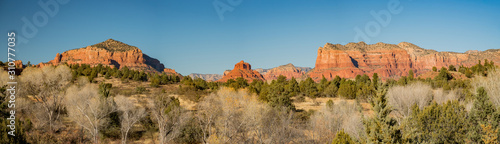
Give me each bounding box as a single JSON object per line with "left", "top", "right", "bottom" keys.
{"left": 332, "top": 129, "right": 356, "bottom": 144}
{"left": 468, "top": 87, "right": 500, "bottom": 143}
{"left": 364, "top": 88, "right": 401, "bottom": 144}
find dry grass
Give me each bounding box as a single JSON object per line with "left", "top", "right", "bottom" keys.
{"left": 94, "top": 77, "right": 196, "bottom": 110}
{"left": 417, "top": 71, "right": 468, "bottom": 80}
{"left": 293, "top": 97, "right": 373, "bottom": 116}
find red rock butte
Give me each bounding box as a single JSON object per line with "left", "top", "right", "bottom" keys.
{"left": 260, "top": 63, "right": 306, "bottom": 80}
{"left": 38, "top": 39, "right": 181, "bottom": 76}
{"left": 217, "top": 60, "right": 265, "bottom": 82}
{"left": 308, "top": 42, "right": 500, "bottom": 81}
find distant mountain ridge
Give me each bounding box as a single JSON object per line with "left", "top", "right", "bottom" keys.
{"left": 188, "top": 73, "right": 223, "bottom": 81}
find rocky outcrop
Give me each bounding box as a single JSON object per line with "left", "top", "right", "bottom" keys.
{"left": 188, "top": 73, "right": 223, "bottom": 81}
{"left": 217, "top": 60, "right": 265, "bottom": 82}
{"left": 309, "top": 42, "right": 500, "bottom": 81}
{"left": 255, "top": 63, "right": 310, "bottom": 80}
{"left": 14, "top": 60, "right": 23, "bottom": 68}
{"left": 39, "top": 39, "right": 180, "bottom": 75}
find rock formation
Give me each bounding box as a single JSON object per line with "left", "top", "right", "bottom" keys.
{"left": 308, "top": 42, "right": 500, "bottom": 81}
{"left": 188, "top": 73, "right": 223, "bottom": 81}
{"left": 217, "top": 60, "right": 265, "bottom": 82}
{"left": 14, "top": 60, "right": 23, "bottom": 68}
{"left": 255, "top": 63, "right": 311, "bottom": 80}
{"left": 39, "top": 39, "right": 181, "bottom": 76}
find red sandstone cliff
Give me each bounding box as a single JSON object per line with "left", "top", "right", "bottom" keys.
{"left": 39, "top": 39, "right": 181, "bottom": 76}
{"left": 217, "top": 60, "right": 265, "bottom": 82}
{"left": 308, "top": 42, "right": 500, "bottom": 81}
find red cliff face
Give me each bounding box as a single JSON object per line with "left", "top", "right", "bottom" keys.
{"left": 308, "top": 42, "right": 500, "bottom": 81}
{"left": 39, "top": 39, "right": 180, "bottom": 76}
{"left": 217, "top": 60, "right": 265, "bottom": 82}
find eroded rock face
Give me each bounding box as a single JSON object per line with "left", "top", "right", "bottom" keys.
{"left": 39, "top": 39, "right": 180, "bottom": 76}
{"left": 258, "top": 63, "right": 307, "bottom": 80}
{"left": 217, "top": 60, "right": 265, "bottom": 82}
{"left": 309, "top": 42, "right": 500, "bottom": 81}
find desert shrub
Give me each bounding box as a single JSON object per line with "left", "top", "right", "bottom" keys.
{"left": 176, "top": 85, "right": 207, "bottom": 102}
{"left": 332, "top": 129, "right": 356, "bottom": 144}
{"left": 404, "top": 101, "right": 467, "bottom": 143}
{"left": 136, "top": 86, "right": 147, "bottom": 94}
{"left": 387, "top": 82, "right": 433, "bottom": 118}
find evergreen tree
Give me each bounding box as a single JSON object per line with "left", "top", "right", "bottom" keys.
{"left": 448, "top": 65, "right": 457, "bottom": 71}
{"left": 407, "top": 101, "right": 467, "bottom": 143}
{"left": 432, "top": 66, "right": 437, "bottom": 72}
{"left": 338, "top": 80, "right": 356, "bottom": 99}
{"left": 99, "top": 83, "right": 113, "bottom": 98}
{"left": 372, "top": 73, "right": 379, "bottom": 90}
{"left": 150, "top": 74, "right": 161, "bottom": 87}
{"left": 332, "top": 129, "right": 355, "bottom": 144}
{"left": 104, "top": 70, "right": 112, "bottom": 79}
{"left": 88, "top": 68, "right": 98, "bottom": 82}
{"left": 332, "top": 75, "right": 342, "bottom": 88}
{"left": 285, "top": 77, "right": 300, "bottom": 96}
{"left": 299, "top": 77, "right": 318, "bottom": 97}
{"left": 248, "top": 79, "right": 265, "bottom": 94}
{"left": 408, "top": 70, "right": 414, "bottom": 80}
{"left": 364, "top": 88, "right": 401, "bottom": 144}
{"left": 318, "top": 75, "right": 330, "bottom": 97}
{"left": 435, "top": 67, "right": 453, "bottom": 81}
{"left": 468, "top": 87, "right": 500, "bottom": 143}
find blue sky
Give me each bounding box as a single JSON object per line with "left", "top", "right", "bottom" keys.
{"left": 1, "top": 0, "right": 499, "bottom": 75}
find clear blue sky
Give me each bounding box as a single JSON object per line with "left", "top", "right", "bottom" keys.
{"left": 1, "top": 0, "right": 500, "bottom": 75}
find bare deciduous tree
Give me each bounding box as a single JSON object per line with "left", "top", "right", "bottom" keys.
{"left": 433, "top": 88, "right": 459, "bottom": 104}
{"left": 472, "top": 69, "right": 500, "bottom": 107}
{"left": 148, "top": 91, "right": 185, "bottom": 144}
{"left": 19, "top": 65, "right": 71, "bottom": 132}
{"left": 65, "top": 83, "right": 116, "bottom": 144}
{"left": 309, "top": 100, "right": 364, "bottom": 143}
{"left": 197, "top": 87, "right": 301, "bottom": 144}
{"left": 115, "top": 95, "right": 145, "bottom": 144}
{"left": 387, "top": 82, "right": 433, "bottom": 118}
